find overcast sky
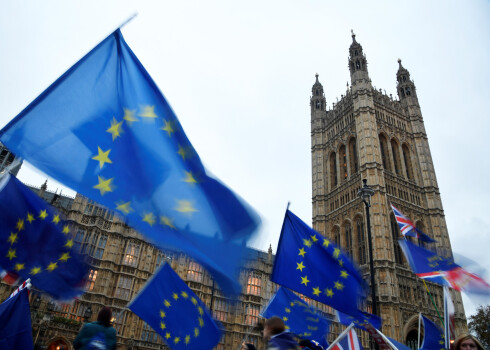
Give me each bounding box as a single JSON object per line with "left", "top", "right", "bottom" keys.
{"left": 1, "top": 1, "right": 488, "bottom": 317}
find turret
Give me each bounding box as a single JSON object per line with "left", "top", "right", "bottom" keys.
{"left": 396, "top": 59, "right": 418, "bottom": 101}
{"left": 348, "top": 30, "right": 370, "bottom": 86}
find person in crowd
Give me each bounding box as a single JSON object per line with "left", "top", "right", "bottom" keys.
{"left": 452, "top": 334, "right": 484, "bottom": 350}
{"left": 263, "top": 316, "right": 301, "bottom": 350}
{"left": 299, "top": 339, "right": 324, "bottom": 350}
{"left": 73, "top": 306, "right": 117, "bottom": 350}
{"left": 241, "top": 342, "right": 257, "bottom": 350}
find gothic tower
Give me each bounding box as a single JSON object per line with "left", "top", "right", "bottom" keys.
{"left": 310, "top": 32, "right": 466, "bottom": 347}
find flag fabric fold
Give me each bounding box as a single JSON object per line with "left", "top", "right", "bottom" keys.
{"left": 399, "top": 239, "right": 490, "bottom": 295}
{"left": 419, "top": 315, "right": 445, "bottom": 350}
{"left": 128, "top": 263, "right": 221, "bottom": 350}
{"left": 0, "top": 29, "right": 260, "bottom": 295}
{"left": 0, "top": 288, "right": 34, "bottom": 350}
{"left": 262, "top": 286, "right": 330, "bottom": 347}
{"left": 390, "top": 204, "right": 435, "bottom": 243}
{"left": 271, "top": 210, "right": 365, "bottom": 316}
{"left": 0, "top": 174, "right": 89, "bottom": 299}
{"left": 336, "top": 310, "right": 381, "bottom": 332}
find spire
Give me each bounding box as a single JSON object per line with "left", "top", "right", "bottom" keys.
{"left": 396, "top": 58, "right": 417, "bottom": 100}
{"left": 311, "top": 73, "right": 326, "bottom": 113}
{"left": 348, "top": 31, "right": 370, "bottom": 86}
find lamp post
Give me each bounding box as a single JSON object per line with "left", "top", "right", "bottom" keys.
{"left": 358, "top": 179, "right": 378, "bottom": 349}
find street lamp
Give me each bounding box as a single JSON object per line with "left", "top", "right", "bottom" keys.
{"left": 358, "top": 179, "right": 378, "bottom": 333}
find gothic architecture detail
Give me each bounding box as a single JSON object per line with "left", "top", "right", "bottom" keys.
{"left": 310, "top": 32, "right": 467, "bottom": 346}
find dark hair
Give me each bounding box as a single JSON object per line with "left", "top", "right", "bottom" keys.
{"left": 243, "top": 343, "right": 257, "bottom": 350}
{"left": 264, "top": 316, "right": 285, "bottom": 336}
{"left": 97, "top": 307, "right": 112, "bottom": 327}
{"left": 453, "top": 334, "right": 484, "bottom": 350}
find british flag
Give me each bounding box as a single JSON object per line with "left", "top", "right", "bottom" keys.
{"left": 390, "top": 204, "right": 435, "bottom": 243}
{"left": 331, "top": 329, "right": 364, "bottom": 350}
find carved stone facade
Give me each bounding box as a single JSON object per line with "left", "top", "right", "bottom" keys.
{"left": 0, "top": 141, "right": 22, "bottom": 176}
{"left": 310, "top": 33, "right": 467, "bottom": 346}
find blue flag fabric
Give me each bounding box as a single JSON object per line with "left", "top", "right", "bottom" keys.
{"left": 386, "top": 337, "right": 411, "bottom": 350}
{"left": 0, "top": 288, "right": 34, "bottom": 349}
{"left": 336, "top": 310, "right": 382, "bottom": 331}
{"left": 129, "top": 263, "right": 221, "bottom": 350}
{"left": 420, "top": 315, "right": 445, "bottom": 350}
{"left": 262, "top": 287, "right": 330, "bottom": 347}
{"left": 0, "top": 29, "right": 259, "bottom": 294}
{"left": 271, "top": 210, "right": 365, "bottom": 316}
{"left": 0, "top": 174, "right": 88, "bottom": 299}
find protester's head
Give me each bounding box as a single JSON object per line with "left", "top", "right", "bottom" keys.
{"left": 453, "top": 334, "right": 484, "bottom": 350}
{"left": 263, "top": 316, "right": 286, "bottom": 339}
{"left": 97, "top": 307, "right": 112, "bottom": 327}
{"left": 241, "top": 343, "right": 257, "bottom": 350}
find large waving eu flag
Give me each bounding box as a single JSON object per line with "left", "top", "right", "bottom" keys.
{"left": 0, "top": 29, "right": 259, "bottom": 294}
{"left": 336, "top": 310, "right": 382, "bottom": 332}
{"left": 129, "top": 263, "right": 221, "bottom": 350}
{"left": 420, "top": 315, "right": 445, "bottom": 350}
{"left": 262, "top": 287, "right": 330, "bottom": 347}
{"left": 271, "top": 210, "right": 365, "bottom": 316}
{"left": 0, "top": 174, "right": 88, "bottom": 299}
{"left": 0, "top": 288, "right": 34, "bottom": 349}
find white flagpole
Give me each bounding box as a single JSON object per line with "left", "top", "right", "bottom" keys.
{"left": 326, "top": 323, "right": 355, "bottom": 350}
{"left": 417, "top": 313, "right": 421, "bottom": 350}
{"left": 375, "top": 328, "right": 399, "bottom": 350}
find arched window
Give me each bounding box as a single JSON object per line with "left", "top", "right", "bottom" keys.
{"left": 316, "top": 100, "right": 321, "bottom": 109}
{"left": 333, "top": 227, "right": 340, "bottom": 247}
{"left": 391, "top": 215, "right": 404, "bottom": 264}
{"left": 344, "top": 222, "right": 352, "bottom": 258}
{"left": 315, "top": 89, "right": 320, "bottom": 96}
{"left": 406, "top": 87, "right": 411, "bottom": 96}
{"left": 354, "top": 50, "right": 358, "bottom": 56}
{"left": 356, "top": 217, "right": 366, "bottom": 265}
{"left": 378, "top": 134, "right": 391, "bottom": 171}
{"left": 349, "top": 138, "right": 358, "bottom": 173}
{"left": 391, "top": 139, "right": 401, "bottom": 175}
{"left": 402, "top": 75, "right": 407, "bottom": 82}
{"left": 356, "top": 61, "right": 361, "bottom": 70}
{"left": 339, "top": 145, "right": 347, "bottom": 181}
{"left": 400, "top": 89, "right": 405, "bottom": 98}
{"left": 330, "top": 152, "right": 337, "bottom": 188}
{"left": 402, "top": 144, "right": 414, "bottom": 180}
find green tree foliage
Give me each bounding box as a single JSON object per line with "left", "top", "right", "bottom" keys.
{"left": 468, "top": 305, "right": 489, "bottom": 349}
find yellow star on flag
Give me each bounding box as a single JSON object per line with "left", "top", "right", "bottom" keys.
{"left": 285, "top": 308, "right": 291, "bottom": 313}
{"left": 194, "top": 328, "right": 199, "bottom": 337}
{"left": 39, "top": 210, "right": 48, "bottom": 219}
{"left": 62, "top": 225, "right": 70, "bottom": 234}
{"left": 142, "top": 212, "right": 156, "bottom": 226}
{"left": 165, "top": 332, "right": 171, "bottom": 339}
{"left": 181, "top": 291, "right": 188, "bottom": 298}
{"left": 310, "top": 235, "right": 318, "bottom": 242}
{"left": 161, "top": 120, "right": 174, "bottom": 136}
{"left": 123, "top": 108, "right": 138, "bottom": 123}
{"left": 160, "top": 322, "right": 166, "bottom": 330}
{"left": 191, "top": 297, "right": 198, "bottom": 305}
{"left": 106, "top": 117, "right": 123, "bottom": 141}
{"left": 340, "top": 270, "right": 349, "bottom": 279}
{"left": 160, "top": 310, "right": 166, "bottom": 318}
{"left": 296, "top": 261, "right": 305, "bottom": 272}
{"left": 14, "top": 263, "right": 25, "bottom": 271}
{"left": 30, "top": 266, "right": 42, "bottom": 275}
{"left": 65, "top": 239, "right": 74, "bottom": 248}
{"left": 283, "top": 317, "right": 288, "bottom": 321}
{"left": 198, "top": 318, "right": 204, "bottom": 327}
{"left": 160, "top": 216, "right": 176, "bottom": 229}
{"left": 8, "top": 232, "right": 18, "bottom": 245}
{"left": 312, "top": 287, "right": 322, "bottom": 296}
{"left": 334, "top": 281, "right": 344, "bottom": 291}
{"left": 298, "top": 247, "right": 306, "bottom": 257}
{"left": 183, "top": 171, "right": 197, "bottom": 184}
{"left": 175, "top": 200, "right": 198, "bottom": 214}
{"left": 174, "top": 337, "right": 180, "bottom": 344}
{"left": 164, "top": 300, "right": 171, "bottom": 307}
{"left": 338, "top": 259, "right": 344, "bottom": 267}
{"left": 323, "top": 239, "right": 330, "bottom": 248}
{"left": 92, "top": 146, "right": 112, "bottom": 169}
{"left": 52, "top": 215, "right": 60, "bottom": 224}
{"left": 177, "top": 145, "right": 189, "bottom": 160}
{"left": 47, "top": 262, "right": 58, "bottom": 271}
{"left": 16, "top": 219, "right": 25, "bottom": 231}
{"left": 6, "top": 248, "right": 16, "bottom": 260}
{"left": 325, "top": 288, "right": 334, "bottom": 297}
{"left": 185, "top": 335, "right": 191, "bottom": 345}
{"left": 301, "top": 275, "right": 310, "bottom": 286}
{"left": 59, "top": 252, "right": 71, "bottom": 262}
{"left": 172, "top": 293, "right": 179, "bottom": 300}
{"left": 139, "top": 105, "right": 158, "bottom": 118}
{"left": 27, "top": 213, "right": 35, "bottom": 223}
{"left": 198, "top": 306, "right": 204, "bottom": 315}
{"left": 303, "top": 239, "right": 312, "bottom": 247}
{"left": 116, "top": 201, "right": 133, "bottom": 214}
{"left": 333, "top": 248, "right": 340, "bottom": 258}
{"left": 93, "top": 176, "right": 114, "bottom": 195}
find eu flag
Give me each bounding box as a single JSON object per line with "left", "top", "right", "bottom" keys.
{"left": 262, "top": 286, "right": 330, "bottom": 347}
{"left": 128, "top": 263, "right": 221, "bottom": 350}
{"left": 0, "top": 174, "right": 88, "bottom": 299}
{"left": 0, "top": 29, "right": 259, "bottom": 294}
{"left": 336, "top": 310, "right": 382, "bottom": 331}
{"left": 271, "top": 210, "right": 366, "bottom": 316}
{"left": 420, "top": 315, "right": 445, "bottom": 350}
{"left": 0, "top": 287, "right": 33, "bottom": 349}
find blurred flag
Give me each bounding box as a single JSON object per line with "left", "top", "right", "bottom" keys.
{"left": 0, "top": 174, "right": 88, "bottom": 299}
{"left": 0, "top": 288, "right": 34, "bottom": 349}
{"left": 331, "top": 328, "right": 363, "bottom": 350}
{"left": 385, "top": 336, "right": 411, "bottom": 350}
{"left": 0, "top": 29, "right": 259, "bottom": 295}
{"left": 419, "top": 315, "right": 445, "bottom": 350}
{"left": 262, "top": 286, "right": 330, "bottom": 347}
{"left": 129, "top": 263, "right": 221, "bottom": 350}
{"left": 399, "top": 240, "right": 490, "bottom": 295}
{"left": 443, "top": 286, "right": 455, "bottom": 349}
{"left": 390, "top": 204, "right": 435, "bottom": 243}
{"left": 336, "top": 310, "right": 381, "bottom": 331}
{"left": 270, "top": 210, "right": 365, "bottom": 316}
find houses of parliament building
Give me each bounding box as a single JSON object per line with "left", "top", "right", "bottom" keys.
{"left": 0, "top": 32, "right": 467, "bottom": 350}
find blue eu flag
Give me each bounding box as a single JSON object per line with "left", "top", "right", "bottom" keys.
{"left": 129, "top": 263, "right": 221, "bottom": 350}
{"left": 420, "top": 315, "right": 445, "bottom": 350}
{"left": 336, "top": 310, "right": 382, "bottom": 331}
{"left": 0, "top": 174, "right": 88, "bottom": 300}
{"left": 0, "top": 29, "right": 259, "bottom": 294}
{"left": 262, "top": 286, "right": 330, "bottom": 347}
{"left": 0, "top": 288, "right": 33, "bottom": 349}
{"left": 271, "top": 210, "right": 365, "bottom": 316}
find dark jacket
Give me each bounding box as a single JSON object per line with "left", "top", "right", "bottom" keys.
{"left": 267, "top": 332, "right": 301, "bottom": 350}
{"left": 73, "top": 321, "right": 117, "bottom": 350}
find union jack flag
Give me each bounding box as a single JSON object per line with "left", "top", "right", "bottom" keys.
{"left": 331, "top": 328, "right": 363, "bottom": 350}
{"left": 390, "top": 204, "right": 435, "bottom": 243}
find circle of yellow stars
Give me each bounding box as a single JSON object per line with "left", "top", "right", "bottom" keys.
{"left": 281, "top": 300, "right": 321, "bottom": 337}
{"left": 91, "top": 105, "right": 204, "bottom": 231}
{"left": 295, "top": 234, "right": 350, "bottom": 300}
{"left": 158, "top": 290, "right": 206, "bottom": 346}
{"left": 6, "top": 209, "right": 73, "bottom": 276}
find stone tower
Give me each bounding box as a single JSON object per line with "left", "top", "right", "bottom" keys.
{"left": 310, "top": 32, "right": 466, "bottom": 347}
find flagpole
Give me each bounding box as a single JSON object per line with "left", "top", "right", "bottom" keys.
{"left": 417, "top": 313, "right": 421, "bottom": 350}
{"left": 326, "top": 323, "right": 355, "bottom": 350}
{"left": 443, "top": 287, "right": 450, "bottom": 350}
{"left": 421, "top": 280, "right": 445, "bottom": 327}
{"left": 374, "top": 329, "right": 399, "bottom": 350}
